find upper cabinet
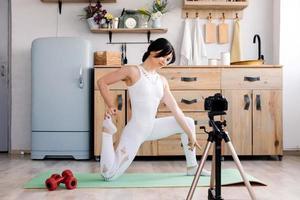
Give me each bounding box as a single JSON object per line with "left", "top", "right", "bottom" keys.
{"left": 182, "top": 0, "right": 249, "bottom": 19}
{"left": 41, "top": 0, "right": 116, "bottom": 2}
{"left": 183, "top": 0, "right": 248, "bottom": 10}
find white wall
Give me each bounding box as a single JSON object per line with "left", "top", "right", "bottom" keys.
{"left": 279, "top": 0, "right": 300, "bottom": 150}
{"left": 11, "top": 0, "right": 275, "bottom": 150}
{"left": 273, "top": 0, "right": 280, "bottom": 65}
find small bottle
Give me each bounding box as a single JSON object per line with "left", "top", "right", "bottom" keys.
{"left": 113, "top": 17, "right": 119, "bottom": 29}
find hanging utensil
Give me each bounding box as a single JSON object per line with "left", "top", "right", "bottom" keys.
{"left": 218, "top": 13, "right": 229, "bottom": 44}
{"left": 121, "top": 43, "right": 124, "bottom": 65}
{"left": 205, "top": 13, "right": 217, "bottom": 43}
{"left": 124, "top": 43, "right": 128, "bottom": 64}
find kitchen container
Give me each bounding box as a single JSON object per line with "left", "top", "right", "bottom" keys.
{"left": 94, "top": 51, "right": 121, "bottom": 65}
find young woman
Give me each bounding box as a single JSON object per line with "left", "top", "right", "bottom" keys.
{"left": 97, "top": 38, "right": 210, "bottom": 181}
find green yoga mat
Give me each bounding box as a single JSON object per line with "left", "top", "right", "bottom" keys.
{"left": 24, "top": 169, "right": 266, "bottom": 189}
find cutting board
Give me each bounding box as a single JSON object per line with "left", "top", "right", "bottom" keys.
{"left": 205, "top": 21, "right": 217, "bottom": 43}
{"left": 218, "top": 22, "right": 229, "bottom": 44}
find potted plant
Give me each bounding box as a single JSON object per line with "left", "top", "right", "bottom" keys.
{"left": 151, "top": 0, "right": 167, "bottom": 28}
{"left": 103, "top": 13, "right": 114, "bottom": 28}
{"left": 138, "top": 7, "right": 152, "bottom": 28}
{"left": 138, "top": 0, "right": 168, "bottom": 28}
{"left": 80, "top": 1, "right": 107, "bottom": 29}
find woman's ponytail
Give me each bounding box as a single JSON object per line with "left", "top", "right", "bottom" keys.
{"left": 142, "top": 51, "right": 150, "bottom": 62}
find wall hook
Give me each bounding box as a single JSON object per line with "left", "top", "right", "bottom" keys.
{"left": 186, "top": 12, "right": 189, "bottom": 18}
{"left": 235, "top": 13, "right": 239, "bottom": 19}
{"left": 208, "top": 13, "right": 212, "bottom": 21}
{"left": 222, "top": 13, "right": 225, "bottom": 20}
{"left": 196, "top": 12, "right": 199, "bottom": 18}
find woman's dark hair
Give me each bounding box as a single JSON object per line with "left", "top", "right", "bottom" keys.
{"left": 142, "top": 38, "right": 176, "bottom": 64}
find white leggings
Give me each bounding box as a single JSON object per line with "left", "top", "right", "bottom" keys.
{"left": 100, "top": 116, "right": 198, "bottom": 181}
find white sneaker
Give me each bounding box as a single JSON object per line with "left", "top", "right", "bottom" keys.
{"left": 187, "top": 165, "right": 211, "bottom": 176}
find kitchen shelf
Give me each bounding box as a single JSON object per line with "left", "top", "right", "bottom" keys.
{"left": 41, "top": 0, "right": 116, "bottom": 3}
{"left": 183, "top": 0, "right": 249, "bottom": 10}
{"left": 90, "top": 28, "right": 168, "bottom": 33}
{"left": 182, "top": 0, "right": 249, "bottom": 19}
{"left": 90, "top": 28, "right": 168, "bottom": 44}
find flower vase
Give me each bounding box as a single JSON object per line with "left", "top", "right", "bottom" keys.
{"left": 87, "top": 17, "right": 98, "bottom": 29}
{"left": 139, "top": 15, "right": 149, "bottom": 28}
{"left": 100, "top": 23, "right": 108, "bottom": 29}
{"left": 151, "top": 18, "right": 161, "bottom": 28}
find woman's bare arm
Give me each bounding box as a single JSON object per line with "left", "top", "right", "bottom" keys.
{"left": 160, "top": 76, "right": 201, "bottom": 150}
{"left": 97, "top": 66, "right": 138, "bottom": 115}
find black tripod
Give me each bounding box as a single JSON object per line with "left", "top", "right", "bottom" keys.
{"left": 186, "top": 111, "right": 256, "bottom": 200}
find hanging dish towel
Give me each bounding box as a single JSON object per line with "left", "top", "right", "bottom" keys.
{"left": 180, "top": 19, "right": 193, "bottom": 65}
{"left": 193, "top": 18, "right": 207, "bottom": 65}
{"left": 230, "top": 19, "right": 241, "bottom": 62}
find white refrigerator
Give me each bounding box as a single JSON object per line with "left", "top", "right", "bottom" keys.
{"left": 31, "top": 37, "right": 92, "bottom": 160}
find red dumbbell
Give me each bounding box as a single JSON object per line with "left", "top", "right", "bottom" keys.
{"left": 45, "top": 169, "right": 77, "bottom": 191}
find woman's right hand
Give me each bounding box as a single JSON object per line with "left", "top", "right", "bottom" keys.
{"left": 188, "top": 135, "right": 202, "bottom": 151}
{"left": 105, "top": 107, "right": 117, "bottom": 118}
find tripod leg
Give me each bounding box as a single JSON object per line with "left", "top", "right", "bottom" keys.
{"left": 186, "top": 141, "right": 212, "bottom": 200}
{"left": 227, "top": 141, "right": 257, "bottom": 200}
{"left": 209, "top": 143, "right": 215, "bottom": 189}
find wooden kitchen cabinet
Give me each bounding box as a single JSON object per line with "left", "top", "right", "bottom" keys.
{"left": 94, "top": 90, "right": 126, "bottom": 159}
{"left": 155, "top": 112, "right": 214, "bottom": 156}
{"left": 93, "top": 65, "right": 283, "bottom": 160}
{"left": 222, "top": 67, "right": 283, "bottom": 158}
{"left": 252, "top": 90, "right": 282, "bottom": 156}
{"left": 154, "top": 68, "right": 221, "bottom": 156}
{"left": 222, "top": 90, "right": 252, "bottom": 155}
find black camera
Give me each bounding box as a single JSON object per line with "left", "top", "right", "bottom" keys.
{"left": 204, "top": 93, "right": 228, "bottom": 113}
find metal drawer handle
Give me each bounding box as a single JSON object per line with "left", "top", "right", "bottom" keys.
{"left": 181, "top": 98, "right": 198, "bottom": 104}
{"left": 244, "top": 76, "right": 260, "bottom": 82}
{"left": 117, "top": 94, "right": 123, "bottom": 111}
{"left": 181, "top": 77, "right": 197, "bottom": 82}
{"left": 256, "top": 94, "right": 261, "bottom": 110}
{"left": 244, "top": 94, "right": 250, "bottom": 110}
{"left": 79, "top": 67, "right": 84, "bottom": 89}
{"left": 1, "top": 65, "right": 5, "bottom": 77}
{"left": 194, "top": 120, "right": 206, "bottom": 125}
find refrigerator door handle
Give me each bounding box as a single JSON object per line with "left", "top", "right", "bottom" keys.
{"left": 79, "top": 67, "right": 84, "bottom": 89}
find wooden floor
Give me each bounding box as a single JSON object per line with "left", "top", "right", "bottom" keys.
{"left": 0, "top": 154, "right": 300, "bottom": 200}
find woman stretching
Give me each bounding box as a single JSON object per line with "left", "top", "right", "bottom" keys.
{"left": 98, "top": 38, "right": 210, "bottom": 181}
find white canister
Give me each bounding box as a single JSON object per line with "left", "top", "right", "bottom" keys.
{"left": 112, "top": 18, "right": 119, "bottom": 29}
{"left": 208, "top": 59, "right": 218, "bottom": 66}
{"left": 220, "top": 52, "right": 230, "bottom": 65}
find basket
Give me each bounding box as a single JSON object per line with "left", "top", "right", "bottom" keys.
{"left": 94, "top": 51, "right": 121, "bottom": 65}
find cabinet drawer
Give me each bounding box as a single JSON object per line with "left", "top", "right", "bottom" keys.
{"left": 159, "top": 68, "right": 221, "bottom": 90}
{"left": 222, "top": 68, "right": 282, "bottom": 89}
{"left": 156, "top": 112, "right": 218, "bottom": 135}
{"left": 158, "top": 90, "right": 220, "bottom": 112}
{"left": 157, "top": 135, "right": 210, "bottom": 156}
{"left": 94, "top": 68, "right": 127, "bottom": 90}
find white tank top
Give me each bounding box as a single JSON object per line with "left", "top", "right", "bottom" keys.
{"left": 127, "top": 65, "right": 164, "bottom": 121}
